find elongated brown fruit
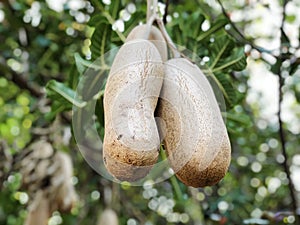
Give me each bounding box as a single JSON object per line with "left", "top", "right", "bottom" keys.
{"left": 103, "top": 26, "right": 165, "bottom": 181}
{"left": 157, "top": 58, "right": 231, "bottom": 187}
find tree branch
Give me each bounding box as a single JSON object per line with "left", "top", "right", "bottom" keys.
{"left": 218, "top": 0, "right": 299, "bottom": 222}
{"left": 163, "top": 0, "right": 170, "bottom": 24}
{"left": 11, "top": 71, "right": 44, "bottom": 98}
{"left": 0, "top": 62, "right": 43, "bottom": 98}
{"left": 277, "top": 1, "right": 299, "bottom": 224}
{"left": 277, "top": 72, "right": 299, "bottom": 224}
{"left": 216, "top": 0, "right": 276, "bottom": 57}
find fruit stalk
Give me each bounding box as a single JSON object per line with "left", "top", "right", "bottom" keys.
{"left": 147, "top": 0, "right": 158, "bottom": 22}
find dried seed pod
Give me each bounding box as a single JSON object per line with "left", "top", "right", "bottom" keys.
{"left": 50, "top": 151, "right": 78, "bottom": 213}
{"left": 15, "top": 140, "right": 78, "bottom": 224}
{"left": 157, "top": 58, "right": 231, "bottom": 187}
{"left": 103, "top": 26, "right": 165, "bottom": 181}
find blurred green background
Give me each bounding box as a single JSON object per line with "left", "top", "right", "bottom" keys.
{"left": 0, "top": 0, "right": 300, "bottom": 225}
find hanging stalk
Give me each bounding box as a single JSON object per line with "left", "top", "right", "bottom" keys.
{"left": 156, "top": 18, "right": 181, "bottom": 58}
{"left": 147, "top": 0, "right": 158, "bottom": 22}
{"left": 147, "top": 0, "right": 180, "bottom": 58}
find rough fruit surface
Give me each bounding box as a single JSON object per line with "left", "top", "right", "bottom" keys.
{"left": 103, "top": 39, "right": 164, "bottom": 181}
{"left": 157, "top": 58, "right": 231, "bottom": 187}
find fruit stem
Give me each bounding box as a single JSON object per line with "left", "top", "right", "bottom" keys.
{"left": 170, "top": 172, "right": 184, "bottom": 202}
{"left": 160, "top": 146, "right": 184, "bottom": 201}
{"left": 147, "top": 0, "right": 158, "bottom": 22}
{"left": 144, "top": 15, "right": 156, "bottom": 39}
{"left": 156, "top": 18, "right": 181, "bottom": 58}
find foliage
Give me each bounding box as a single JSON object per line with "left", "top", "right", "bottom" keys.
{"left": 0, "top": 0, "right": 300, "bottom": 225}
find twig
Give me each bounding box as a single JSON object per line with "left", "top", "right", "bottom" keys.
{"left": 0, "top": 62, "right": 43, "bottom": 98}
{"left": 277, "top": 72, "right": 299, "bottom": 224}
{"left": 11, "top": 71, "right": 43, "bottom": 98}
{"left": 163, "top": 0, "right": 170, "bottom": 24}
{"left": 277, "top": 1, "right": 299, "bottom": 224}
{"left": 216, "top": 0, "right": 276, "bottom": 57}
{"left": 156, "top": 18, "right": 181, "bottom": 58}
{"left": 160, "top": 147, "right": 183, "bottom": 201}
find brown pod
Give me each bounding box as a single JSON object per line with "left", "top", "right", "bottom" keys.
{"left": 157, "top": 58, "right": 231, "bottom": 187}
{"left": 103, "top": 26, "right": 165, "bottom": 181}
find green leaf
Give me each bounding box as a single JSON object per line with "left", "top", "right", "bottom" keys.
{"left": 206, "top": 72, "right": 238, "bottom": 107}
{"left": 179, "top": 11, "right": 205, "bottom": 39}
{"left": 90, "top": 23, "right": 112, "bottom": 61}
{"left": 208, "top": 35, "right": 235, "bottom": 69}
{"left": 168, "top": 24, "right": 185, "bottom": 46}
{"left": 88, "top": 14, "right": 108, "bottom": 27}
{"left": 89, "top": 0, "right": 104, "bottom": 11}
{"left": 223, "top": 111, "right": 252, "bottom": 127}
{"left": 197, "top": 19, "right": 228, "bottom": 42}
{"left": 68, "top": 64, "right": 80, "bottom": 90}
{"left": 213, "top": 48, "right": 247, "bottom": 72}
{"left": 74, "top": 53, "right": 89, "bottom": 75}
{"left": 198, "top": 33, "right": 247, "bottom": 107}
{"left": 45, "top": 100, "right": 67, "bottom": 120}
{"left": 46, "top": 80, "right": 86, "bottom": 108}
{"left": 109, "top": 0, "right": 121, "bottom": 19}
{"left": 196, "top": 1, "right": 215, "bottom": 19}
